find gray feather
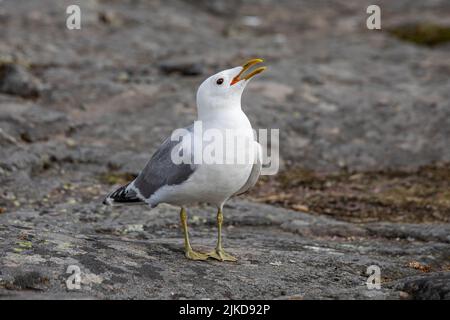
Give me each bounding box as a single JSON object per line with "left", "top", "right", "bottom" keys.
{"left": 234, "top": 143, "right": 262, "bottom": 196}
{"left": 133, "top": 125, "right": 196, "bottom": 199}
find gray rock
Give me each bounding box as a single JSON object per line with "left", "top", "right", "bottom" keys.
{"left": 0, "top": 200, "right": 448, "bottom": 299}
{"left": 158, "top": 60, "right": 205, "bottom": 77}
{"left": 0, "top": 0, "right": 449, "bottom": 300}
{"left": 0, "top": 63, "right": 42, "bottom": 98}
{"left": 396, "top": 273, "right": 450, "bottom": 300}
{"left": 0, "top": 103, "right": 70, "bottom": 143}
{"left": 187, "top": 0, "right": 242, "bottom": 16}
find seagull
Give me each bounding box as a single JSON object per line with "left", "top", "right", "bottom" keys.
{"left": 103, "top": 59, "right": 266, "bottom": 261}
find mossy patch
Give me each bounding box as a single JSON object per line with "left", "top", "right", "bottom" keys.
{"left": 17, "top": 240, "right": 33, "bottom": 249}
{"left": 251, "top": 164, "right": 450, "bottom": 223}
{"left": 388, "top": 23, "right": 450, "bottom": 47}
{"left": 98, "top": 172, "right": 136, "bottom": 185}
{"left": 12, "top": 272, "right": 49, "bottom": 290}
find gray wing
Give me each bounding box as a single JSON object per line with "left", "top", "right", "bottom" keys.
{"left": 234, "top": 142, "right": 262, "bottom": 196}
{"left": 133, "top": 125, "right": 196, "bottom": 200}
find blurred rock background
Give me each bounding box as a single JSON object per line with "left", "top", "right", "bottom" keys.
{"left": 0, "top": 0, "right": 449, "bottom": 299}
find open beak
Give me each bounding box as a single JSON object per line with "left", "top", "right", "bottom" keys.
{"left": 230, "top": 58, "right": 266, "bottom": 85}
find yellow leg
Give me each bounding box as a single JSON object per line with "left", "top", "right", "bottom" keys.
{"left": 180, "top": 208, "right": 209, "bottom": 261}
{"left": 207, "top": 208, "right": 237, "bottom": 262}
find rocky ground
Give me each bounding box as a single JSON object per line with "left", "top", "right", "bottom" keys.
{"left": 0, "top": 0, "right": 449, "bottom": 299}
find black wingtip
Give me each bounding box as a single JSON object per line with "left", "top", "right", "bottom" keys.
{"left": 104, "top": 183, "right": 142, "bottom": 205}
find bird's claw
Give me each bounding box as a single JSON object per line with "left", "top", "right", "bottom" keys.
{"left": 207, "top": 249, "right": 238, "bottom": 262}
{"left": 185, "top": 249, "right": 210, "bottom": 261}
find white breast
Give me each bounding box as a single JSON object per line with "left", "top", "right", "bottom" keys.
{"left": 149, "top": 109, "right": 257, "bottom": 207}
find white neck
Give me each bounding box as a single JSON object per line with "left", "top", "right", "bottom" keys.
{"left": 197, "top": 98, "right": 242, "bottom": 121}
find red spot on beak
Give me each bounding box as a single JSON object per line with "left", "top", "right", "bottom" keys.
{"left": 230, "top": 76, "right": 240, "bottom": 86}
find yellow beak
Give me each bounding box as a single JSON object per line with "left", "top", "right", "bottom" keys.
{"left": 231, "top": 58, "right": 266, "bottom": 85}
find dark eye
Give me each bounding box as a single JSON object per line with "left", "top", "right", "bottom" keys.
{"left": 216, "top": 78, "right": 224, "bottom": 85}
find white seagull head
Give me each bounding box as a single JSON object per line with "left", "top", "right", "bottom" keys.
{"left": 196, "top": 58, "right": 266, "bottom": 118}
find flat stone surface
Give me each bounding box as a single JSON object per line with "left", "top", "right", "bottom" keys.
{"left": 0, "top": 0, "right": 449, "bottom": 299}
{"left": 1, "top": 200, "right": 448, "bottom": 299}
